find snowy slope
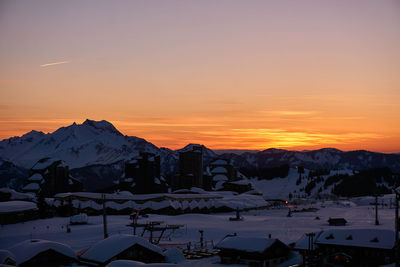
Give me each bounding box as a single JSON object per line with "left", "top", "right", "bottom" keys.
{"left": 251, "top": 168, "right": 355, "bottom": 199}
{"left": 221, "top": 148, "right": 400, "bottom": 173}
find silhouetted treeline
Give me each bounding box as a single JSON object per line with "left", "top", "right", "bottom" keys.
{"left": 332, "top": 167, "right": 396, "bottom": 197}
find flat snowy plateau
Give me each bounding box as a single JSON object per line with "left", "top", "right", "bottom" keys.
{"left": 0, "top": 197, "right": 396, "bottom": 266}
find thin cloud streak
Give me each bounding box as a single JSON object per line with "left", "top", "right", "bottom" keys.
{"left": 40, "top": 61, "right": 70, "bottom": 67}
{"left": 116, "top": 121, "right": 226, "bottom": 127}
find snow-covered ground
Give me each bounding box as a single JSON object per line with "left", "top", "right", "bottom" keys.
{"left": 0, "top": 197, "right": 397, "bottom": 266}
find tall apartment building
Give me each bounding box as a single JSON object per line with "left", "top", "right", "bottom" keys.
{"left": 22, "top": 157, "right": 82, "bottom": 197}
{"left": 121, "top": 152, "right": 166, "bottom": 194}
{"left": 178, "top": 145, "right": 204, "bottom": 189}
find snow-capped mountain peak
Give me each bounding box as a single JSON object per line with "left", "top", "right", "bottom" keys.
{"left": 0, "top": 119, "right": 158, "bottom": 169}
{"left": 82, "top": 119, "right": 123, "bottom": 136}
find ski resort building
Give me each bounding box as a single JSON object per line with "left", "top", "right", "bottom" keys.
{"left": 0, "top": 201, "right": 38, "bottom": 225}
{"left": 209, "top": 159, "right": 254, "bottom": 193}
{"left": 121, "top": 152, "right": 167, "bottom": 194}
{"left": 79, "top": 235, "right": 165, "bottom": 266}
{"left": 216, "top": 236, "right": 290, "bottom": 267}
{"left": 22, "top": 157, "right": 82, "bottom": 197}
{"left": 316, "top": 229, "right": 395, "bottom": 266}
{"left": 295, "top": 229, "right": 395, "bottom": 266}
{"left": 210, "top": 159, "right": 236, "bottom": 181}
{"left": 178, "top": 145, "right": 204, "bottom": 189}
{"left": 8, "top": 239, "right": 78, "bottom": 267}
{"left": 52, "top": 191, "right": 269, "bottom": 215}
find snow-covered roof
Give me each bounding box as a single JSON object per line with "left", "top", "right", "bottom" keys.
{"left": 0, "top": 188, "right": 34, "bottom": 201}
{"left": 81, "top": 235, "right": 164, "bottom": 263}
{"left": 229, "top": 179, "right": 251, "bottom": 185}
{"left": 55, "top": 192, "right": 222, "bottom": 201}
{"left": 315, "top": 229, "right": 395, "bottom": 250}
{"left": 211, "top": 159, "right": 228, "bottom": 165}
{"left": 117, "top": 191, "right": 134, "bottom": 197}
{"left": 0, "top": 201, "right": 37, "bottom": 213}
{"left": 27, "top": 173, "right": 43, "bottom": 181}
{"left": 55, "top": 192, "right": 143, "bottom": 200}
{"left": 217, "top": 237, "right": 281, "bottom": 253}
{"left": 8, "top": 239, "right": 76, "bottom": 265}
{"left": 0, "top": 250, "right": 16, "bottom": 264}
{"left": 214, "top": 180, "right": 226, "bottom": 190}
{"left": 244, "top": 189, "right": 262, "bottom": 195}
{"left": 106, "top": 260, "right": 176, "bottom": 267}
{"left": 211, "top": 166, "right": 227, "bottom": 174}
{"left": 213, "top": 174, "right": 228, "bottom": 182}
{"left": 22, "top": 183, "right": 40, "bottom": 191}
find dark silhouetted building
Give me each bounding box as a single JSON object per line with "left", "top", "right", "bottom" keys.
{"left": 22, "top": 158, "right": 82, "bottom": 197}
{"left": 208, "top": 158, "right": 254, "bottom": 193}
{"left": 217, "top": 236, "right": 290, "bottom": 267}
{"left": 210, "top": 159, "right": 237, "bottom": 181}
{"left": 179, "top": 145, "right": 203, "bottom": 189}
{"left": 120, "top": 152, "right": 167, "bottom": 194}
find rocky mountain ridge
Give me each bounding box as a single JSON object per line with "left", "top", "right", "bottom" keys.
{"left": 1, "top": 119, "right": 399, "bottom": 191}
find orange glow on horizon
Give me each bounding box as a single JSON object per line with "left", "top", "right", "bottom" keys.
{"left": 0, "top": 117, "right": 399, "bottom": 153}
{"left": 0, "top": 1, "right": 399, "bottom": 154}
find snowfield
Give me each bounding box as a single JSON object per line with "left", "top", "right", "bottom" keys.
{"left": 0, "top": 196, "right": 397, "bottom": 266}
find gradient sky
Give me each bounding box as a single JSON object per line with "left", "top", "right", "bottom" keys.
{"left": 1, "top": 0, "right": 399, "bottom": 152}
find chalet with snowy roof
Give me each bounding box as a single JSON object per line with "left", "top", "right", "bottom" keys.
{"left": 216, "top": 236, "right": 290, "bottom": 267}
{"left": 222, "top": 179, "right": 254, "bottom": 194}
{"left": 0, "top": 250, "right": 16, "bottom": 266}
{"left": 0, "top": 188, "right": 34, "bottom": 202}
{"left": 80, "top": 235, "right": 165, "bottom": 266}
{"left": 178, "top": 145, "right": 204, "bottom": 190}
{"left": 317, "top": 229, "right": 395, "bottom": 266}
{"left": 120, "top": 152, "right": 167, "bottom": 194}
{"left": 0, "top": 201, "right": 38, "bottom": 225}
{"left": 8, "top": 239, "right": 77, "bottom": 267}
{"left": 295, "top": 229, "right": 395, "bottom": 266}
{"left": 22, "top": 157, "right": 82, "bottom": 197}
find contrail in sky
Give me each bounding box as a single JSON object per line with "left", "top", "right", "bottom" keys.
{"left": 40, "top": 61, "right": 70, "bottom": 67}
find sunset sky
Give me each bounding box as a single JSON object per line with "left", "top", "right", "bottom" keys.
{"left": 1, "top": 0, "right": 399, "bottom": 152}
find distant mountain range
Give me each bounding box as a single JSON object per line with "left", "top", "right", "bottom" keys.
{"left": 1, "top": 119, "right": 399, "bottom": 191}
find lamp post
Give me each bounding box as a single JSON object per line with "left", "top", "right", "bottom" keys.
{"left": 102, "top": 193, "right": 108, "bottom": 239}
{"left": 375, "top": 194, "right": 380, "bottom": 225}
